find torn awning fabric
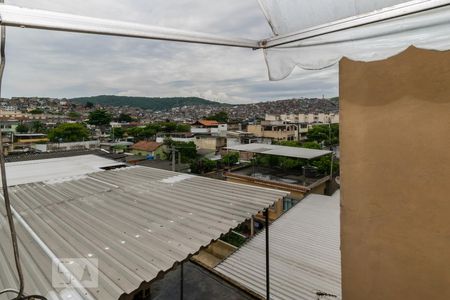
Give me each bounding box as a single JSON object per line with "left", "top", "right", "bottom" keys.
{"left": 259, "top": 0, "right": 450, "bottom": 80}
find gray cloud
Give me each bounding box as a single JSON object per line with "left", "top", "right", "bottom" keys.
{"left": 3, "top": 0, "right": 338, "bottom": 103}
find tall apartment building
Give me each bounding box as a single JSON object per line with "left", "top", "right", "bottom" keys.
{"left": 266, "top": 112, "right": 340, "bottom": 124}
{"left": 247, "top": 120, "right": 305, "bottom": 141}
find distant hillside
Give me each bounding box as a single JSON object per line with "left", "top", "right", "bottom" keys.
{"left": 70, "top": 95, "right": 226, "bottom": 111}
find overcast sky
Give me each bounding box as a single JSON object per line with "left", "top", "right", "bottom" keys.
{"left": 3, "top": 0, "right": 338, "bottom": 104}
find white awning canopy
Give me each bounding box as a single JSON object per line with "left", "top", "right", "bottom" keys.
{"left": 0, "top": 1, "right": 449, "bottom": 80}
{"left": 260, "top": 0, "right": 450, "bottom": 80}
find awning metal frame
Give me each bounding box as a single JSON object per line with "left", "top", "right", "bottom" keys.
{"left": 0, "top": 4, "right": 259, "bottom": 49}
{"left": 0, "top": 0, "right": 449, "bottom": 50}
{"left": 260, "top": 0, "right": 450, "bottom": 48}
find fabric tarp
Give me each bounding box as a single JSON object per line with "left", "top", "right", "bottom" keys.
{"left": 260, "top": 0, "right": 450, "bottom": 80}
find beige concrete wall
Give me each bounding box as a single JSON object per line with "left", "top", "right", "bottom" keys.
{"left": 194, "top": 137, "right": 226, "bottom": 151}
{"left": 247, "top": 124, "right": 297, "bottom": 141}
{"left": 340, "top": 47, "right": 450, "bottom": 300}
{"left": 247, "top": 124, "right": 262, "bottom": 137}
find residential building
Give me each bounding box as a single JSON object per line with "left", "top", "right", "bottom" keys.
{"left": 155, "top": 132, "right": 195, "bottom": 144}
{"left": 267, "top": 112, "right": 340, "bottom": 124}
{"left": 13, "top": 133, "right": 49, "bottom": 145}
{"left": 194, "top": 135, "right": 226, "bottom": 153}
{"left": 33, "top": 140, "right": 101, "bottom": 152}
{"left": 247, "top": 120, "right": 300, "bottom": 141}
{"left": 226, "top": 131, "right": 272, "bottom": 148}
{"left": 131, "top": 140, "right": 166, "bottom": 159}
{"left": 191, "top": 120, "right": 228, "bottom": 137}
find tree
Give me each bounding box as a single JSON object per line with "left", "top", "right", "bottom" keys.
{"left": 302, "top": 141, "right": 322, "bottom": 149}
{"left": 48, "top": 123, "right": 90, "bottom": 142}
{"left": 111, "top": 127, "right": 126, "bottom": 140}
{"left": 68, "top": 111, "right": 81, "bottom": 120}
{"left": 176, "top": 123, "right": 191, "bottom": 132}
{"left": 206, "top": 111, "right": 228, "bottom": 123}
{"left": 16, "top": 123, "right": 29, "bottom": 133}
{"left": 164, "top": 139, "right": 197, "bottom": 162}
{"left": 116, "top": 113, "right": 134, "bottom": 123}
{"left": 29, "top": 108, "right": 44, "bottom": 114}
{"left": 127, "top": 127, "right": 143, "bottom": 139}
{"left": 30, "top": 121, "right": 47, "bottom": 133}
{"left": 127, "top": 125, "right": 157, "bottom": 141}
{"left": 85, "top": 101, "right": 94, "bottom": 109}
{"left": 159, "top": 122, "right": 177, "bottom": 133}
{"left": 88, "top": 110, "right": 112, "bottom": 126}
{"left": 276, "top": 140, "right": 302, "bottom": 147}
{"left": 222, "top": 152, "right": 239, "bottom": 166}
{"left": 306, "top": 124, "right": 339, "bottom": 146}
{"left": 190, "top": 158, "right": 217, "bottom": 174}
{"left": 311, "top": 155, "right": 339, "bottom": 175}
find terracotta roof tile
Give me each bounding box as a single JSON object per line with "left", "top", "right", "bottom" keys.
{"left": 132, "top": 141, "right": 162, "bottom": 152}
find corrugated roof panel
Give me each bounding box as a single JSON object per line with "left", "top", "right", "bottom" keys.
{"left": 0, "top": 166, "right": 287, "bottom": 300}
{"left": 215, "top": 193, "right": 341, "bottom": 300}
{"left": 1, "top": 155, "right": 124, "bottom": 187}
{"left": 225, "top": 143, "right": 332, "bottom": 160}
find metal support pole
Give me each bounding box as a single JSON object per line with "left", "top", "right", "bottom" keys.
{"left": 172, "top": 146, "right": 176, "bottom": 172}
{"left": 302, "top": 165, "right": 306, "bottom": 186}
{"left": 180, "top": 262, "right": 184, "bottom": 300}
{"left": 330, "top": 153, "right": 334, "bottom": 179}
{"left": 250, "top": 216, "right": 254, "bottom": 237}
{"left": 265, "top": 208, "right": 270, "bottom": 300}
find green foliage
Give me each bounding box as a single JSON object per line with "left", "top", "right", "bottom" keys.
{"left": 88, "top": 109, "right": 112, "bottom": 126}
{"left": 159, "top": 122, "right": 177, "bottom": 133}
{"left": 164, "top": 139, "right": 197, "bottom": 162}
{"left": 306, "top": 124, "right": 339, "bottom": 146}
{"left": 71, "top": 95, "right": 226, "bottom": 111}
{"left": 190, "top": 158, "right": 217, "bottom": 174}
{"left": 113, "top": 144, "right": 127, "bottom": 152}
{"left": 174, "top": 123, "right": 191, "bottom": 132}
{"left": 85, "top": 101, "right": 94, "bottom": 108}
{"left": 254, "top": 154, "right": 305, "bottom": 171}
{"left": 222, "top": 152, "right": 239, "bottom": 166}
{"left": 29, "top": 108, "right": 44, "bottom": 114}
{"left": 48, "top": 123, "right": 89, "bottom": 142}
{"left": 311, "top": 155, "right": 340, "bottom": 175}
{"left": 220, "top": 232, "right": 246, "bottom": 247}
{"left": 301, "top": 141, "right": 322, "bottom": 149}
{"left": 67, "top": 111, "right": 81, "bottom": 120}
{"left": 127, "top": 126, "right": 157, "bottom": 141}
{"left": 279, "top": 157, "right": 303, "bottom": 169}
{"left": 16, "top": 123, "right": 29, "bottom": 133}
{"left": 116, "top": 113, "right": 134, "bottom": 123}
{"left": 206, "top": 111, "right": 228, "bottom": 123}
{"left": 30, "top": 121, "right": 47, "bottom": 133}
{"left": 111, "top": 127, "right": 126, "bottom": 139}
{"left": 276, "top": 140, "right": 302, "bottom": 147}
{"left": 276, "top": 140, "right": 321, "bottom": 149}
{"left": 127, "top": 122, "right": 191, "bottom": 141}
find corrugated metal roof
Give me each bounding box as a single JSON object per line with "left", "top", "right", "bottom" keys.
{"left": 215, "top": 193, "right": 341, "bottom": 300}
{"left": 0, "top": 166, "right": 287, "bottom": 300}
{"left": 1, "top": 155, "right": 125, "bottom": 187}
{"left": 225, "top": 143, "right": 332, "bottom": 160}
